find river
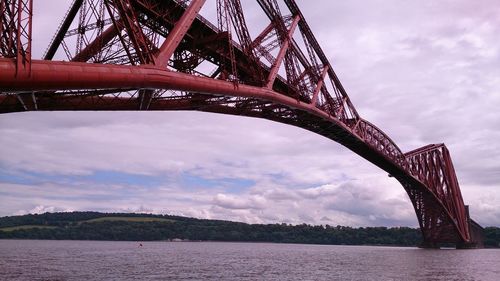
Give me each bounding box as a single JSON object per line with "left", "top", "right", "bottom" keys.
{"left": 0, "top": 240, "right": 498, "bottom": 280}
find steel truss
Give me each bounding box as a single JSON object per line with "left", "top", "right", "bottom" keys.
{"left": 0, "top": 0, "right": 483, "bottom": 248}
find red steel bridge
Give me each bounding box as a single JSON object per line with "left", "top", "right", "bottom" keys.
{"left": 0, "top": 0, "right": 484, "bottom": 248}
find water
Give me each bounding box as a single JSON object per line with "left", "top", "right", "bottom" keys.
{"left": 0, "top": 240, "right": 499, "bottom": 281}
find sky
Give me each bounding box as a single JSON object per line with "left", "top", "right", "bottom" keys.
{"left": 0, "top": 0, "right": 499, "bottom": 227}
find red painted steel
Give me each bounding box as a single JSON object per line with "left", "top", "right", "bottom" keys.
{"left": 404, "top": 144, "right": 470, "bottom": 243}
{"left": 72, "top": 23, "right": 121, "bottom": 62}
{"left": 0, "top": 0, "right": 32, "bottom": 76}
{"left": 265, "top": 14, "right": 299, "bottom": 89}
{"left": 311, "top": 65, "right": 328, "bottom": 106}
{"left": 155, "top": 0, "right": 206, "bottom": 67}
{"left": 0, "top": 0, "right": 482, "bottom": 248}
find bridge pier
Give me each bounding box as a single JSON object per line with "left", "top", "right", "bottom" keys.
{"left": 419, "top": 206, "right": 485, "bottom": 249}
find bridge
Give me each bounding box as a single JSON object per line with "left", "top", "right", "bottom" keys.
{"left": 0, "top": 0, "right": 484, "bottom": 248}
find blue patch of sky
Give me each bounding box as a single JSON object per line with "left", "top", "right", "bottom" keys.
{"left": 0, "top": 168, "right": 57, "bottom": 185}
{"left": 265, "top": 172, "right": 355, "bottom": 189}
{"left": 0, "top": 167, "right": 255, "bottom": 193}
{"left": 86, "top": 170, "right": 164, "bottom": 187}
{"left": 180, "top": 173, "right": 254, "bottom": 193}
{"left": 0, "top": 168, "right": 163, "bottom": 187}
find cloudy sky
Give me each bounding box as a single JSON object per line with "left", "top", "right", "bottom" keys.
{"left": 0, "top": 0, "right": 499, "bottom": 227}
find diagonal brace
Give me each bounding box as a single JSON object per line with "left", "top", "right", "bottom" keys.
{"left": 310, "top": 65, "right": 329, "bottom": 106}
{"left": 154, "top": 0, "right": 206, "bottom": 67}
{"left": 265, "top": 15, "right": 300, "bottom": 89}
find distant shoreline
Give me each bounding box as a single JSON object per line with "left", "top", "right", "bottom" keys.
{"left": 0, "top": 238, "right": 424, "bottom": 248}
{"left": 1, "top": 212, "right": 499, "bottom": 248}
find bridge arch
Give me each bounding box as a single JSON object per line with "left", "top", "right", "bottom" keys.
{"left": 0, "top": 0, "right": 482, "bottom": 247}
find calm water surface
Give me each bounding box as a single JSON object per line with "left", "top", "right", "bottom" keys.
{"left": 0, "top": 240, "right": 499, "bottom": 280}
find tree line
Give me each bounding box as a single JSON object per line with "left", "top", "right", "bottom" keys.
{"left": 0, "top": 212, "right": 498, "bottom": 248}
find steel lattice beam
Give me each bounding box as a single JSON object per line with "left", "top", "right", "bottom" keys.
{"left": 0, "top": 0, "right": 483, "bottom": 248}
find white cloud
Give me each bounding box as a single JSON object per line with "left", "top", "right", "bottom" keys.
{"left": 213, "top": 194, "right": 267, "bottom": 210}
{"left": 13, "top": 205, "right": 70, "bottom": 216}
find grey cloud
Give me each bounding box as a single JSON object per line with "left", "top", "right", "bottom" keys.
{"left": 259, "top": 187, "right": 299, "bottom": 202}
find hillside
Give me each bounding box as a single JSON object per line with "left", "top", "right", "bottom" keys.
{"left": 0, "top": 212, "right": 498, "bottom": 247}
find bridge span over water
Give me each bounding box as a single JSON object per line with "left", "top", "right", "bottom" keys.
{"left": 0, "top": 0, "right": 483, "bottom": 248}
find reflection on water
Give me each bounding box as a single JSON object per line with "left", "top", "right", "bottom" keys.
{"left": 0, "top": 240, "right": 499, "bottom": 280}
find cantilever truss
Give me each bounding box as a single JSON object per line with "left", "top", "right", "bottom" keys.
{"left": 0, "top": 0, "right": 481, "bottom": 247}
{"left": 403, "top": 144, "right": 470, "bottom": 244}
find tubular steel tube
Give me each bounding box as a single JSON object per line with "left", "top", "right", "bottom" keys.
{"left": 0, "top": 58, "right": 333, "bottom": 121}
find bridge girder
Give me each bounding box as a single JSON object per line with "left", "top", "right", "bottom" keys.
{"left": 0, "top": 0, "right": 482, "bottom": 248}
